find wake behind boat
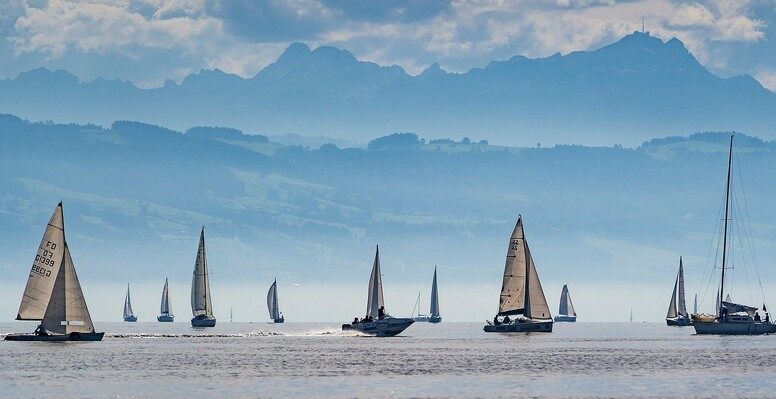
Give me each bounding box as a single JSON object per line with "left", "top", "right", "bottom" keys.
{"left": 123, "top": 283, "right": 138, "bottom": 322}
{"left": 267, "top": 279, "right": 285, "bottom": 323}
{"left": 157, "top": 278, "right": 174, "bottom": 322}
{"left": 191, "top": 226, "right": 216, "bottom": 327}
{"left": 484, "top": 216, "right": 553, "bottom": 333}
{"left": 554, "top": 284, "right": 577, "bottom": 322}
{"left": 5, "top": 203, "right": 104, "bottom": 342}
{"left": 342, "top": 245, "right": 414, "bottom": 337}
{"left": 692, "top": 135, "right": 776, "bottom": 335}
{"left": 666, "top": 258, "right": 691, "bottom": 326}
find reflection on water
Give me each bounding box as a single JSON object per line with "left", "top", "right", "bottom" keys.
{"left": 1, "top": 321, "right": 774, "bottom": 398}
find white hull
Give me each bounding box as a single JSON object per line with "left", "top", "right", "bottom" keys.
{"left": 342, "top": 317, "right": 414, "bottom": 337}
{"left": 694, "top": 320, "right": 776, "bottom": 335}
{"left": 484, "top": 319, "right": 553, "bottom": 333}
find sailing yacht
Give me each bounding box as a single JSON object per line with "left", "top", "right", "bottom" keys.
{"left": 554, "top": 284, "right": 577, "bottom": 322}
{"left": 123, "top": 283, "right": 138, "bottom": 322}
{"left": 412, "top": 267, "right": 442, "bottom": 323}
{"left": 157, "top": 278, "right": 174, "bottom": 322}
{"left": 5, "top": 203, "right": 104, "bottom": 341}
{"left": 267, "top": 279, "right": 285, "bottom": 323}
{"left": 190, "top": 226, "right": 216, "bottom": 327}
{"left": 342, "top": 245, "right": 414, "bottom": 336}
{"left": 665, "top": 258, "right": 691, "bottom": 326}
{"left": 693, "top": 135, "right": 776, "bottom": 335}
{"left": 484, "top": 216, "right": 553, "bottom": 333}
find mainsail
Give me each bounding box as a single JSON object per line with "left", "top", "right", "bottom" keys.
{"left": 366, "top": 245, "right": 385, "bottom": 319}
{"left": 160, "top": 278, "right": 172, "bottom": 316}
{"left": 123, "top": 283, "right": 135, "bottom": 319}
{"left": 267, "top": 279, "right": 281, "bottom": 320}
{"left": 677, "top": 258, "right": 688, "bottom": 318}
{"left": 17, "top": 203, "right": 66, "bottom": 320}
{"left": 558, "top": 284, "right": 576, "bottom": 316}
{"left": 191, "top": 227, "right": 213, "bottom": 317}
{"left": 667, "top": 276, "right": 678, "bottom": 318}
{"left": 498, "top": 216, "right": 551, "bottom": 320}
{"left": 41, "top": 244, "right": 95, "bottom": 334}
{"left": 430, "top": 266, "right": 440, "bottom": 318}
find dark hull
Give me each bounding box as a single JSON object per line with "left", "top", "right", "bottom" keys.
{"left": 124, "top": 316, "right": 138, "bottom": 322}
{"left": 554, "top": 315, "right": 577, "bottom": 322}
{"left": 666, "top": 317, "right": 692, "bottom": 326}
{"left": 5, "top": 332, "right": 104, "bottom": 341}
{"left": 694, "top": 320, "right": 776, "bottom": 335}
{"left": 157, "top": 315, "right": 174, "bottom": 322}
{"left": 273, "top": 318, "right": 285, "bottom": 324}
{"left": 484, "top": 320, "right": 553, "bottom": 333}
{"left": 428, "top": 316, "right": 442, "bottom": 324}
{"left": 342, "top": 318, "right": 414, "bottom": 337}
{"left": 191, "top": 316, "right": 216, "bottom": 327}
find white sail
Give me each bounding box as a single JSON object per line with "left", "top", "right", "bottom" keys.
{"left": 677, "top": 258, "right": 688, "bottom": 318}
{"left": 123, "top": 283, "right": 135, "bottom": 318}
{"left": 667, "top": 274, "right": 678, "bottom": 318}
{"left": 430, "top": 266, "right": 440, "bottom": 317}
{"left": 559, "top": 284, "right": 576, "bottom": 316}
{"left": 17, "top": 203, "right": 66, "bottom": 320}
{"left": 498, "top": 217, "right": 528, "bottom": 315}
{"left": 524, "top": 244, "right": 552, "bottom": 320}
{"left": 267, "top": 280, "right": 281, "bottom": 320}
{"left": 366, "top": 245, "right": 385, "bottom": 319}
{"left": 160, "top": 278, "right": 172, "bottom": 316}
{"left": 191, "top": 227, "right": 213, "bottom": 317}
{"left": 694, "top": 294, "right": 698, "bottom": 314}
{"left": 41, "top": 244, "right": 94, "bottom": 334}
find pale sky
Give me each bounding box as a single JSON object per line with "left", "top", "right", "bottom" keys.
{"left": 1, "top": 0, "right": 775, "bottom": 89}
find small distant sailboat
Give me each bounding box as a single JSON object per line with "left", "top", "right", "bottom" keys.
{"left": 230, "top": 307, "right": 234, "bottom": 323}
{"left": 693, "top": 135, "right": 776, "bottom": 335}
{"left": 267, "top": 279, "right": 285, "bottom": 323}
{"left": 190, "top": 226, "right": 216, "bottom": 327}
{"left": 412, "top": 266, "right": 442, "bottom": 323}
{"left": 484, "top": 215, "right": 553, "bottom": 333}
{"left": 629, "top": 308, "right": 634, "bottom": 323}
{"left": 554, "top": 284, "right": 577, "bottom": 322}
{"left": 665, "top": 257, "right": 691, "bottom": 326}
{"left": 157, "top": 278, "right": 174, "bottom": 322}
{"left": 342, "top": 245, "right": 414, "bottom": 336}
{"left": 5, "top": 203, "right": 104, "bottom": 341}
{"left": 123, "top": 283, "right": 138, "bottom": 322}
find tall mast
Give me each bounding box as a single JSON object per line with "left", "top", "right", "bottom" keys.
{"left": 719, "top": 135, "right": 733, "bottom": 316}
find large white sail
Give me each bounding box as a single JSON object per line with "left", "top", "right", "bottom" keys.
{"left": 430, "top": 266, "right": 440, "bottom": 317}
{"left": 366, "top": 245, "right": 385, "bottom": 319}
{"left": 41, "top": 244, "right": 94, "bottom": 334}
{"left": 191, "top": 227, "right": 213, "bottom": 317}
{"left": 524, "top": 244, "right": 552, "bottom": 320}
{"left": 267, "top": 280, "right": 281, "bottom": 320}
{"left": 666, "top": 275, "right": 678, "bottom": 318}
{"left": 677, "top": 258, "right": 688, "bottom": 318}
{"left": 559, "top": 284, "right": 576, "bottom": 316}
{"left": 498, "top": 217, "right": 528, "bottom": 315}
{"left": 17, "top": 203, "right": 66, "bottom": 320}
{"left": 123, "top": 283, "right": 135, "bottom": 318}
{"left": 160, "top": 278, "right": 172, "bottom": 316}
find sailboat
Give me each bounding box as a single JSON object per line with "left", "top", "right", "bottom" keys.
{"left": 267, "top": 279, "right": 285, "bottom": 323}
{"left": 412, "top": 267, "right": 442, "bottom": 323}
{"left": 411, "top": 292, "right": 429, "bottom": 322}
{"left": 123, "top": 283, "right": 138, "bottom": 322}
{"left": 5, "top": 203, "right": 104, "bottom": 341}
{"left": 693, "top": 135, "right": 776, "bottom": 334}
{"left": 484, "top": 215, "right": 553, "bottom": 333}
{"left": 554, "top": 284, "right": 577, "bottom": 322}
{"left": 629, "top": 308, "right": 633, "bottom": 323}
{"left": 342, "top": 245, "right": 414, "bottom": 336}
{"left": 157, "top": 278, "right": 174, "bottom": 322}
{"left": 190, "top": 226, "right": 216, "bottom": 327}
{"left": 665, "top": 258, "right": 691, "bottom": 326}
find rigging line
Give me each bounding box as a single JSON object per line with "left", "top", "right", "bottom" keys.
{"left": 700, "top": 191, "right": 726, "bottom": 306}
{"left": 734, "top": 151, "right": 766, "bottom": 301}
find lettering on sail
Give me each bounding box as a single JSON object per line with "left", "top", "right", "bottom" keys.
{"left": 31, "top": 241, "right": 56, "bottom": 277}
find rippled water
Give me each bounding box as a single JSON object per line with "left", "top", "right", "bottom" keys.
{"left": 1, "top": 321, "right": 775, "bottom": 398}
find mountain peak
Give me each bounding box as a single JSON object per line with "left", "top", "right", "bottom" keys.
{"left": 276, "top": 42, "right": 311, "bottom": 67}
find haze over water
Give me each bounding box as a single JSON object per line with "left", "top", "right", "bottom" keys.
{"left": 1, "top": 322, "right": 774, "bottom": 398}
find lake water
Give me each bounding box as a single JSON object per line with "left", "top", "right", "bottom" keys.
{"left": 1, "top": 321, "right": 775, "bottom": 398}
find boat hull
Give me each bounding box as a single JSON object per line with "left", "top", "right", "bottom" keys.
{"left": 191, "top": 316, "right": 216, "bottom": 327}
{"left": 694, "top": 320, "right": 776, "bottom": 335}
{"left": 273, "top": 318, "right": 285, "bottom": 324}
{"left": 428, "top": 316, "right": 442, "bottom": 324}
{"left": 157, "top": 315, "right": 174, "bottom": 322}
{"left": 484, "top": 320, "right": 553, "bottom": 333}
{"left": 554, "top": 315, "right": 576, "bottom": 322}
{"left": 342, "top": 317, "right": 414, "bottom": 337}
{"left": 666, "top": 317, "right": 692, "bottom": 326}
{"left": 124, "top": 316, "right": 138, "bottom": 322}
{"left": 5, "top": 332, "right": 105, "bottom": 341}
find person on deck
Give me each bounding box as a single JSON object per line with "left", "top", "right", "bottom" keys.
{"left": 755, "top": 312, "right": 762, "bottom": 322}
{"left": 34, "top": 323, "right": 48, "bottom": 336}
{"left": 493, "top": 316, "right": 500, "bottom": 326}
{"left": 378, "top": 306, "right": 385, "bottom": 319}
{"left": 353, "top": 317, "right": 359, "bottom": 325}
{"left": 503, "top": 315, "right": 511, "bottom": 324}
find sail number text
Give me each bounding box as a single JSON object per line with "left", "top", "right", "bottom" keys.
{"left": 31, "top": 241, "right": 57, "bottom": 277}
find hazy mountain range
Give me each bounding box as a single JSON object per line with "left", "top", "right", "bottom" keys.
{"left": 1, "top": 32, "right": 774, "bottom": 147}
